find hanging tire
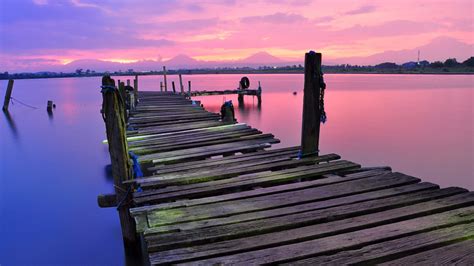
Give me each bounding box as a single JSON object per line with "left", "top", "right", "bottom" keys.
{"left": 240, "top": 76, "right": 250, "bottom": 89}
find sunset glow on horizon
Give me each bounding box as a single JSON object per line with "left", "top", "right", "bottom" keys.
{"left": 0, "top": 0, "right": 472, "bottom": 72}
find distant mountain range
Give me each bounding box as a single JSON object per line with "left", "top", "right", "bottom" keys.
{"left": 58, "top": 37, "right": 472, "bottom": 72}
{"left": 61, "top": 51, "right": 287, "bottom": 72}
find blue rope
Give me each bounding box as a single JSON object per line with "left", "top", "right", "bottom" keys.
{"left": 128, "top": 151, "right": 143, "bottom": 178}
{"left": 297, "top": 150, "right": 319, "bottom": 159}
{"left": 100, "top": 85, "right": 117, "bottom": 93}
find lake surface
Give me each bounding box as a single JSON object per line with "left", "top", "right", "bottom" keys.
{"left": 0, "top": 74, "right": 472, "bottom": 265}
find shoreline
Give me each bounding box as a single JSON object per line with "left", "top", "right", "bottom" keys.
{"left": 1, "top": 70, "right": 474, "bottom": 81}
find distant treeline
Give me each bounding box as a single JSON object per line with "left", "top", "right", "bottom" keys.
{"left": 1, "top": 57, "right": 473, "bottom": 80}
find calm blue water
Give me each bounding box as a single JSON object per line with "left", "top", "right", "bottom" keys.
{"left": 0, "top": 74, "right": 473, "bottom": 265}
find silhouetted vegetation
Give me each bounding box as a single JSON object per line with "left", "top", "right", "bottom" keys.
{"left": 1, "top": 56, "right": 473, "bottom": 80}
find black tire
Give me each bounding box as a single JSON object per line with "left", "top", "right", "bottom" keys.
{"left": 240, "top": 76, "right": 250, "bottom": 89}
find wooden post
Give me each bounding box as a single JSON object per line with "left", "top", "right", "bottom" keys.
{"left": 163, "top": 66, "right": 168, "bottom": 91}
{"left": 172, "top": 81, "right": 176, "bottom": 93}
{"left": 47, "top": 100, "right": 54, "bottom": 111}
{"left": 257, "top": 81, "right": 262, "bottom": 105}
{"left": 179, "top": 74, "right": 184, "bottom": 94}
{"left": 188, "top": 80, "right": 191, "bottom": 94}
{"left": 2, "top": 79, "right": 14, "bottom": 111}
{"left": 300, "top": 51, "right": 322, "bottom": 157}
{"left": 160, "top": 81, "right": 163, "bottom": 92}
{"left": 100, "top": 75, "right": 140, "bottom": 255}
{"left": 134, "top": 75, "right": 138, "bottom": 92}
{"left": 133, "top": 76, "right": 138, "bottom": 105}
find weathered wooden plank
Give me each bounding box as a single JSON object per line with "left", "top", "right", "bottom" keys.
{"left": 128, "top": 124, "right": 252, "bottom": 146}
{"left": 287, "top": 224, "right": 474, "bottom": 265}
{"left": 130, "top": 115, "right": 220, "bottom": 126}
{"left": 139, "top": 182, "right": 439, "bottom": 235}
{"left": 145, "top": 172, "right": 421, "bottom": 228}
{"left": 380, "top": 239, "right": 474, "bottom": 265}
{"left": 138, "top": 154, "right": 342, "bottom": 197}
{"left": 130, "top": 129, "right": 260, "bottom": 150}
{"left": 173, "top": 204, "right": 474, "bottom": 265}
{"left": 127, "top": 122, "right": 236, "bottom": 139}
{"left": 129, "top": 113, "right": 219, "bottom": 123}
{"left": 132, "top": 168, "right": 350, "bottom": 213}
{"left": 131, "top": 132, "right": 271, "bottom": 155}
{"left": 137, "top": 139, "right": 279, "bottom": 164}
{"left": 137, "top": 154, "right": 342, "bottom": 188}
{"left": 134, "top": 160, "right": 357, "bottom": 204}
{"left": 145, "top": 188, "right": 471, "bottom": 254}
{"left": 148, "top": 146, "right": 301, "bottom": 174}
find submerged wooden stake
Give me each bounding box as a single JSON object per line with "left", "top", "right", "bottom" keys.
{"left": 163, "top": 66, "right": 168, "bottom": 92}
{"left": 101, "top": 75, "right": 140, "bottom": 255}
{"left": 188, "top": 80, "right": 191, "bottom": 94}
{"left": 300, "top": 51, "right": 322, "bottom": 157}
{"left": 2, "top": 79, "right": 14, "bottom": 111}
{"left": 179, "top": 74, "right": 184, "bottom": 94}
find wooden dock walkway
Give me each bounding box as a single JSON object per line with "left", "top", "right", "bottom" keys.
{"left": 98, "top": 53, "right": 474, "bottom": 265}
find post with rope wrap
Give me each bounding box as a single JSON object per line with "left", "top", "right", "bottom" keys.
{"left": 2, "top": 79, "right": 14, "bottom": 111}
{"left": 300, "top": 51, "right": 325, "bottom": 157}
{"left": 100, "top": 75, "right": 141, "bottom": 256}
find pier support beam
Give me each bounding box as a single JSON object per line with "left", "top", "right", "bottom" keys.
{"left": 2, "top": 79, "right": 14, "bottom": 111}
{"left": 179, "top": 74, "right": 184, "bottom": 94}
{"left": 163, "top": 66, "right": 168, "bottom": 91}
{"left": 300, "top": 51, "right": 322, "bottom": 157}
{"left": 101, "top": 75, "right": 141, "bottom": 256}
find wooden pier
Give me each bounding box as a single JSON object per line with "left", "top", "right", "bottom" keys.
{"left": 98, "top": 52, "right": 474, "bottom": 265}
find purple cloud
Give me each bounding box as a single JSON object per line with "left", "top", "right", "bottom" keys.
{"left": 242, "top": 13, "right": 308, "bottom": 24}
{"left": 345, "top": 5, "right": 377, "bottom": 15}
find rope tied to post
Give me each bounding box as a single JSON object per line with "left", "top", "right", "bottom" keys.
{"left": 319, "top": 70, "right": 327, "bottom": 124}
{"left": 128, "top": 151, "right": 143, "bottom": 178}
{"left": 100, "top": 85, "right": 117, "bottom": 93}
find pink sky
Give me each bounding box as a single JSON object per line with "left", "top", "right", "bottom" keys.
{"left": 0, "top": 0, "right": 472, "bottom": 72}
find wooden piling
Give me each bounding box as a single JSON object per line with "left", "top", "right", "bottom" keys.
{"left": 2, "top": 79, "right": 14, "bottom": 111}
{"left": 300, "top": 51, "right": 322, "bottom": 157}
{"left": 163, "top": 66, "right": 168, "bottom": 92}
{"left": 133, "top": 76, "right": 138, "bottom": 106}
{"left": 47, "top": 100, "right": 53, "bottom": 111}
{"left": 172, "top": 81, "right": 176, "bottom": 93}
{"left": 188, "top": 80, "right": 191, "bottom": 94}
{"left": 179, "top": 74, "right": 184, "bottom": 94}
{"left": 101, "top": 75, "right": 140, "bottom": 256}
{"left": 160, "top": 82, "right": 163, "bottom": 92}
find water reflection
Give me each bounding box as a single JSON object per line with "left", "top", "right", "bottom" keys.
{"left": 47, "top": 108, "right": 54, "bottom": 121}
{"left": 3, "top": 110, "right": 19, "bottom": 139}
{"left": 104, "top": 164, "right": 114, "bottom": 183}
{"left": 237, "top": 96, "right": 261, "bottom": 121}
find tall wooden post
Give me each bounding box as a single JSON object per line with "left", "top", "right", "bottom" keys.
{"left": 300, "top": 51, "right": 322, "bottom": 157}
{"left": 101, "top": 75, "right": 140, "bottom": 255}
{"left": 163, "top": 66, "right": 168, "bottom": 91}
{"left": 160, "top": 81, "right": 163, "bottom": 92}
{"left": 179, "top": 74, "right": 184, "bottom": 94}
{"left": 133, "top": 75, "right": 138, "bottom": 105}
{"left": 172, "top": 81, "right": 176, "bottom": 93}
{"left": 2, "top": 79, "right": 14, "bottom": 111}
{"left": 188, "top": 80, "right": 191, "bottom": 94}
